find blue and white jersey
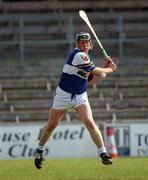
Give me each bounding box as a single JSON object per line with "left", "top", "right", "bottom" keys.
{"left": 59, "top": 48, "right": 96, "bottom": 94}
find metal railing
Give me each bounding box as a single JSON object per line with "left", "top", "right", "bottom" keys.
{"left": 0, "top": 13, "right": 148, "bottom": 63}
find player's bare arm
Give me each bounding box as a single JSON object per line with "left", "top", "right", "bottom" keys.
{"left": 88, "top": 58, "right": 117, "bottom": 86}
{"left": 92, "top": 62, "right": 117, "bottom": 76}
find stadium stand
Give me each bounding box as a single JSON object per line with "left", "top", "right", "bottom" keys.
{"left": 1, "top": 0, "right": 148, "bottom": 12}
{"left": 0, "top": 0, "right": 148, "bottom": 58}
{"left": 0, "top": 56, "right": 148, "bottom": 124}
{"left": 0, "top": 0, "right": 148, "bottom": 124}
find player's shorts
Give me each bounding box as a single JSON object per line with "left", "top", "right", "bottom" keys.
{"left": 52, "top": 86, "right": 89, "bottom": 110}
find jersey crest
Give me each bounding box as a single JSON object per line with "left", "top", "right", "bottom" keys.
{"left": 81, "top": 54, "right": 89, "bottom": 61}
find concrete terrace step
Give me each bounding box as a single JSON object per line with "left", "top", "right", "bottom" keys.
{"left": 0, "top": 80, "right": 48, "bottom": 91}
{"left": 88, "top": 87, "right": 148, "bottom": 100}
{"left": 0, "top": 108, "right": 147, "bottom": 124}
{"left": 1, "top": 91, "right": 53, "bottom": 101}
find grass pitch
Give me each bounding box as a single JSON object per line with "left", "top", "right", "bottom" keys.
{"left": 0, "top": 157, "right": 148, "bottom": 180}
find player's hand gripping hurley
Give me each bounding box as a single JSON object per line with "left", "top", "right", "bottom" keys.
{"left": 79, "top": 10, "right": 113, "bottom": 63}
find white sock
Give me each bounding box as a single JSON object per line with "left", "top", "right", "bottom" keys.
{"left": 38, "top": 143, "right": 45, "bottom": 151}
{"left": 98, "top": 147, "right": 107, "bottom": 155}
